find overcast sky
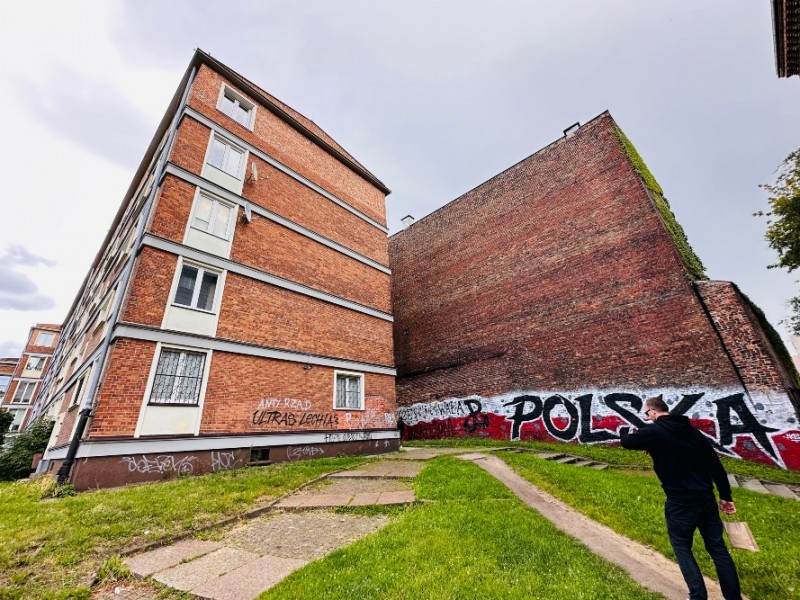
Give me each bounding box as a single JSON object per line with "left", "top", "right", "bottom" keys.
{"left": 0, "top": 1, "right": 798, "bottom": 358}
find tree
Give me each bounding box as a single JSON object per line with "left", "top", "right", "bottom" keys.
{"left": 759, "top": 147, "right": 800, "bottom": 335}
{"left": 0, "top": 419, "right": 54, "bottom": 481}
{"left": 0, "top": 410, "right": 13, "bottom": 447}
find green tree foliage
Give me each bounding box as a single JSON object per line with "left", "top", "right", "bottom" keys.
{"left": 759, "top": 148, "right": 800, "bottom": 334}
{"left": 0, "top": 410, "right": 14, "bottom": 447}
{"left": 0, "top": 419, "right": 54, "bottom": 481}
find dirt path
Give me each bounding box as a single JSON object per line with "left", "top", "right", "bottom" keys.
{"left": 462, "top": 452, "right": 743, "bottom": 600}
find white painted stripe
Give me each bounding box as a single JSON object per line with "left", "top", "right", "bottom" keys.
{"left": 184, "top": 107, "right": 389, "bottom": 233}
{"left": 112, "top": 324, "right": 397, "bottom": 376}
{"left": 162, "top": 164, "right": 391, "bottom": 274}
{"left": 142, "top": 234, "right": 393, "bottom": 322}
{"left": 44, "top": 429, "right": 400, "bottom": 459}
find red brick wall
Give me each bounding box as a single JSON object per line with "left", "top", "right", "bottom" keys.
{"left": 187, "top": 65, "right": 387, "bottom": 225}
{"left": 231, "top": 210, "right": 391, "bottom": 313}
{"left": 169, "top": 117, "right": 208, "bottom": 174}
{"left": 120, "top": 247, "right": 174, "bottom": 327}
{"left": 216, "top": 272, "right": 393, "bottom": 366}
{"left": 695, "top": 281, "right": 795, "bottom": 393}
{"left": 390, "top": 113, "right": 738, "bottom": 405}
{"left": 201, "top": 352, "right": 395, "bottom": 434}
{"left": 87, "top": 339, "right": 156, "bottom": 438}
{"left": 148, "top": 175, "right": 195, "bottom": 242}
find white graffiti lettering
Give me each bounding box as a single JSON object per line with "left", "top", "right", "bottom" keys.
{"left": 121, "top": 455, "right": 197, "bottom": 475}
{"left": 286, "top": 446, "right": 325, "bottom": 461}
{"left": 210, "top": 451, "right": 243, "bottom": 472}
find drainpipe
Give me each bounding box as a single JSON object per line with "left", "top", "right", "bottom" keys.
{"left": 56, "top": 66, "right": 197, "bottom": 485}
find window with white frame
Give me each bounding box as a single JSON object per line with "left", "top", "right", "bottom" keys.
{"left": 192, "top": 193, "right": 235, "bottom": 239}
{"left": 69, "top": 375, "right": 87, "bottom": 408}
{"left": 174, "top": 263, "right": 219, "bottom": 312}
{"left": 0, "top": 375, "right": 10, "bottom": 396}
{"left": 207, "top": 135, "right": 245, "bottom": 179}
{"left": 13, "top": 381, "right": 36, "bottom": 404}
{"left": 8, "top": 409, "right": 25, "bottom": 432}
{"left": 334, "top": 372, "right": 364, "bottom": 410}
{"left": 36, "top": 332, "right": 55, "bottom": 346}
{"left": 149, "top": 349, "right": 206, "bottom": 405}
{"left": 218, "top": 86, "right": 255, "bottom": 129}
{"left": 26, "top": 356, "right": 45, "bottom": 371}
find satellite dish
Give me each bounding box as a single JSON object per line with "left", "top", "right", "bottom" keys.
{"left": 244, "top": 203, "right": 252, "bottom": 223}
{"left": 248, "top": 161, "right": 258, "bottom": 182}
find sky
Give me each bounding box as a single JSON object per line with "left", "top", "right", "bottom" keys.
{"left": 0, "top": 1, "right": 798, "bottom": 358}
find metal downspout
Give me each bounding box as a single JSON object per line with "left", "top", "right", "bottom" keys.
{"left": 56, "top": 66, "right": 197, "bottom": 485}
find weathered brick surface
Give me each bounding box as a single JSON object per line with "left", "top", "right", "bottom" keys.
{"left": 87, "top": 339, "right": 156, "bottom": 438}
{"left": 231, "top": 209, "right": 391, "bottom": 313}
{"left": 696, "top": 281, "right": 795, "bottom": 392}
{"left": 216, "top": 272, "right": 394, "bottom": 366}
{"left": 120, "top": 247, "right": 174, "bottom": 327}
{"left": 200, "top": 352, "right": 396, "bottom": 434}
{"left": 390, "top": 113, "right": 739, "bottom": 406}
{"left": 186, "top": 65, "right": 387, "bottom": 226}
{"left": 169, "top": 117, "right": 208, "bottom": 175}
{"left": 148, "top": 175, "right": 195, "bottom": 242}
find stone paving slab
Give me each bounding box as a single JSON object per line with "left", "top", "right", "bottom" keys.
{"left": 728, "top": 474, "right": 739, "bottom": 487}
{"left": 535, "top": 452, "right": 564, "bottom": 460}
{"left": 764, "top": 483, "right": 799, "bottom": 500}
{"left": 192, "top": 554, "right": 307, "bottom": 600}
{"left": 296, "top": 493, "right": 353, "bottom": 507}
{"left": 225, "top": 511, "right": 390, "bottom": 561}
{"left": 125, "top": 539, "right": 224, "bottom": 578}
{"left": 349, "top": 492, "right": 381, "bottom": 505}
{"left": 153, "top": 547, "right": 260, "bottom": 592}
{"left": 740, "top": 478, "right": 769, "bottom": 493}
{"left": 573, "top": 460, "right": 594, "bottom": 467}
{"left": 382, "top": 451, "right": 440, "bottom": 460}
{"left": 376, "top": 490, "right": 415, "bottom": 505}
{"left": 330, "top": 461, "right": 424, "bottom": 478}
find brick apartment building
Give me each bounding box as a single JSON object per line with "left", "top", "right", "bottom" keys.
{"left": 0, "top": 324, "right": 60, "bottom": 442}
{"left": 29, "top": 50, "right": 397, "bottom": 489}
{"left": 391, "top": 113, "right": 800, "bottom": 471}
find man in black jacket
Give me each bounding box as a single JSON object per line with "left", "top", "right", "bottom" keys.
{"left": 620, "top": 395, "right": 742, "bottom": 600}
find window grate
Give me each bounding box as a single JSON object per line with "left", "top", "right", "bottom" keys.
{"left": 149, "top": 350, "right": 205, "bottom": 405}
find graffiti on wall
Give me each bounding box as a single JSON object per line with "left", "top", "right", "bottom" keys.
{"left": 250, "top": 397, "right": 393, "bottom": 431}
{"left": 210, "top": 451, "right": 243, "bottom": 472}
{"left": 397, "top": 388, "right": 800, "bottom": 470}
{"left": 121, "top": 454, "right": 197, "bottom": 475}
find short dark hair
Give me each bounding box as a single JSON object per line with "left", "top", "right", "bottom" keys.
{"left": 644, "top": 395, "right": 669, "bottom": 413}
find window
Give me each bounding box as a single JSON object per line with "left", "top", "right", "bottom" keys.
{"left": 174, "top": 264, "right": 219, "bottom": 311}
{"left": 36, "top": 332, "right": 55, "bottom": 347}
{"left": 8, "top": 409, "right": 25, "bottom": 433}
{"left": 207, "top": 136, "right": 244, "bottom": 178}
{"left": 0, "top": 375, "right": 10, "bottom": 396}
{"left": 26, "top": 357, "right": 45, "bottom": 372}
{"left": 192, "top": 193, "right": 235, "bottom": 239}
{"left": 218, "top": 87, "right": 254, "bottom": 128}
{"left": 334, "top": 372, "right": 364, "bottom": 410}
{"left": 13, "top": 381, "right": 36, "bottom": 404}
{"left": 69, "top": 375, "right": 86, "bottom": 408}
{"left": 149, "top": 349, "right": 206, "bottom": 405}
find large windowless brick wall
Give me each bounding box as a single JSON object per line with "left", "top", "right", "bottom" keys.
{"left": 32, "top": 50, "right": 397, "bottom": 489}
{"left": 391, "top": 112, "right": 800, "bottom": 470}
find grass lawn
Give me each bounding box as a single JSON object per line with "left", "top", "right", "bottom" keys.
{"left": 0, "top": 457, "right": 363, "bottom": 600}
{"left": 261, "top": 456, "right": 662, "bottom": 600}
{"left": 405, "top": 437, "right": 800, "bottom": 484}
{"left": 501, "top": 451, "right": 800, "bottom": 600}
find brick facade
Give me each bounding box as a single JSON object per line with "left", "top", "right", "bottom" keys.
{"left": 391, "top": 113, "right": 800, "bottom": 470}
{"left": 33, "top": 50, "right": 397, "bottom": 489}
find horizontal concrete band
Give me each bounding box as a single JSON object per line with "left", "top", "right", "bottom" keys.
{"left": 44, "top": 429, "right": 400, "bottom": 460}
{"left": 184, "top": 107, "right": 389, "bottom": 234}
{"left": 142, "top": 234, "right": 393, "bottom": 322}
{"left": 162, "top": 164, "right": 391, "bottom": 275}
{"left": 112, "top": 323, "right": 397, "bottom": 376}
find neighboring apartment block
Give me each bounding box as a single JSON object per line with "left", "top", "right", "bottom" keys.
{"left": 30, "top": 50, "right": 397, "bottom": 489}
{"left": 0, "top": 325, "right": 60, "bottom": 440}
{"left": 391, "top": 113, "right": 800, "bottom": 471}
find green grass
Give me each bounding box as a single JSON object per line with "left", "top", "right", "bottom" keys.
{"left": 0, "top": 457, "right": 362, "bottom": 600}
{"left": 502, "top": 452, "right": 800, "bottom": 599}
{"left": 404, "top": 438, "right": 800, "bottom": 483}
{"left": 261, "top": 457, "right": 662, "bottom": 599}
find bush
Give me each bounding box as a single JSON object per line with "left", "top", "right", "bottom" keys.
{"left": 0, "top": 409, "right": 13, "bottom": 447}
{"left": 0, "top": 419, "right": 54, "bottom": 481}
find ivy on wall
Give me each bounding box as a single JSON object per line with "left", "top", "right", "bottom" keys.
{"left": 614, "top": 126, "right": 708, "bottom": 281}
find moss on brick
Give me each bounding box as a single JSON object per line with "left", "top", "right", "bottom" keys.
{"left": 739, "top": 290, "right": 800, "bottom": 388}
{"left": 614, "top": 126, "right": 708, "bottom": 281}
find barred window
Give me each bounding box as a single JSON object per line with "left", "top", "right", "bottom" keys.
{"left": 334, "top": 372, "right": 363, "bottom": 410}
{"left": 149, "top": 349, "right": 206, "bottom": 405}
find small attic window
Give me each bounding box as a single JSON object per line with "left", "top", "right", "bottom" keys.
{"left": 217, "top": 85, "right": 256, "bottom": 130}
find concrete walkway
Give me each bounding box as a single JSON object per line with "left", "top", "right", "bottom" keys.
{"left": 461, "top": 452, "right": 743, "bottom": 600}
{"left": 98, "top": 448, "right": 756, "bottom": 599}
